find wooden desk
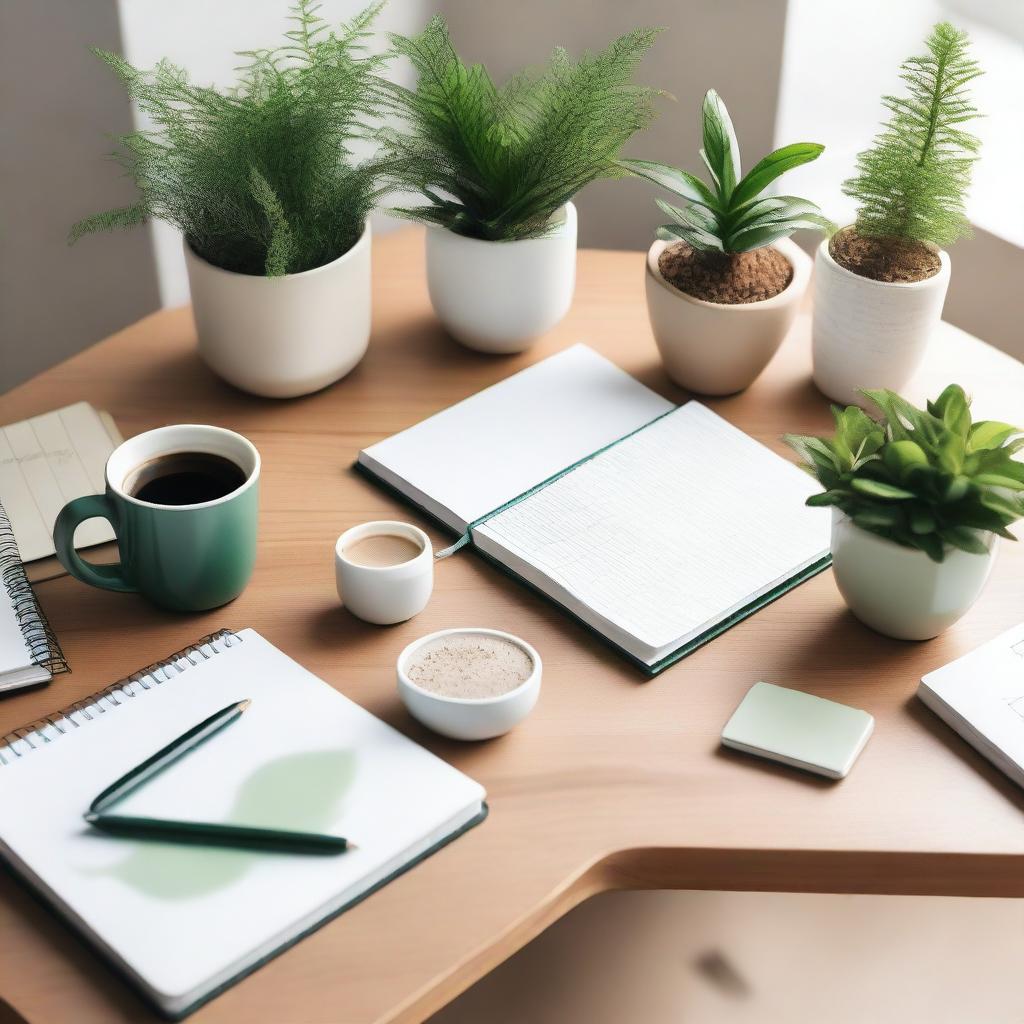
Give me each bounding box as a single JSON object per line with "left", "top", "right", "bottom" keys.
{"left": 1, "top": 229, "right": 1023, "bottom": 1024}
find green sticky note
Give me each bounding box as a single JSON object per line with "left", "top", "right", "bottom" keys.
{"left": 721, "top": 682, "right": 874, "bottom": 780}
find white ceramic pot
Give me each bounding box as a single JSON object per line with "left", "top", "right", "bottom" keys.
{"left": 644, "top": 236, "right": 811, "bottom": 395}
{"left": 425, "top": 203, "right": 577, "bottom": 354}
{"left": 184, "top": 223, "right": 372, "bottom": 398}
{"left": 830, "top": 510, "right": 996, "bottom": 641}
{"left": 812, "top": 233, "right": 951, "bottom": 406}
{"left": 335, "top": 520, "right": 433, "bottom": 625}
{"left": 396, "top": 628, "right": 542, "bottom": 741}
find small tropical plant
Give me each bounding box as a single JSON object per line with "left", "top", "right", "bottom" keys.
{"left": 785, "top": 386, "right": 1024, "bottom": 562}
{"left": 378, "top": 16, "right": 660, "bottom": 241}
{"left": 71, "top": 1, "right": 388, "bottom": 277}
{"left": 620, "top": 89, "right": 832, "bottom": 256}
{"left": 842, "top": 21, "right": 982, "bottom": 248}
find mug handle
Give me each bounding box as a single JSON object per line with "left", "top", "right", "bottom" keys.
{"left": 53, "top": 494, "right": 136, "bottom": 593}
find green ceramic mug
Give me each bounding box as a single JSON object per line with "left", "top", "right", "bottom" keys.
{"left": 54, "top": 424, "right": 259, "bottom": 611}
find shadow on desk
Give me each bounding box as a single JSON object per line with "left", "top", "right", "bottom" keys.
{"left": 0, "top": 1000, "right": 27, "bottom": 1024}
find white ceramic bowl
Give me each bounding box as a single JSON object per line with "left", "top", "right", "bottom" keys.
{"left": 396, "top": 628, "right": 542, "bottom": 741}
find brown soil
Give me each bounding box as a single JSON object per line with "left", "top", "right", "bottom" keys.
{"left": 657, "top": 243, "right": 792, "bottom": 304}
{"left": 829, "top": 226, "right": 940, "bottom": 283}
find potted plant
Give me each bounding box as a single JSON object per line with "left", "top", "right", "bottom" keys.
{"left": 378, "top": 17, "right": 660, "bottom": 354}
{"left": 785, "top": 385, "right": 1023, "bottom": 640}
{"left": 70, "top": 2, "right": 387, "bottom": 399}
{"left": 621, "top": 91, "right": 831, "bottom": 395}
{"left": 812, "top": 22, "right": 983, "bottom": 406}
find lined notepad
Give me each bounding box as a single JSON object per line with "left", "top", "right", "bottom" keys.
{"left": 0, "top": 402, "right": 122, "bottom": 562}
{"left": 359, "top": 346, "right": 831, "bottom": 672}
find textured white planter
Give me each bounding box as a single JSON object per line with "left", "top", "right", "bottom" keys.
{"left": 184, "top": 223, "right": 372, "bottom": 398}
{"left": 644, "top": 236, "right": 811, "bottom": 395}
{"left": 830, "top": 510, "right": 996, "bottom": 641}
{"left": 425, "top": 202, "right": 577, "bottom": 354}
{"left": 812, "top": 233, "right": 951, "bottom": 406}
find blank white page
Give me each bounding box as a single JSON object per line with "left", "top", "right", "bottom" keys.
{"left": 476, "top": 403, "right": 830, "bottom": 661}
{"left": 359, "top": 345, "right": 673, "bottom": 531}
{"left": 0, "top": 630, "right": 484, "bottom": 1013}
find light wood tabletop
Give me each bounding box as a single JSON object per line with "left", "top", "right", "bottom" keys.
{"left": 1, "top": 228, "right": 1023, "bottom": 1024}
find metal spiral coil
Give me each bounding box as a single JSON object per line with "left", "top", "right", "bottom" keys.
{"left": 0, "top": 629, "right": 240, "bottom": 765}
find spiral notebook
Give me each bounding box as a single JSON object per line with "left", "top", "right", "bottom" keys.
{"left": 0, "top": 501, "right": 67, "bottom": 692}
{"left": 358, "top": 344, "right": 831, "bottom": 674}
{"left": 0, "top": 629, "right": 486, "bottom": 1019}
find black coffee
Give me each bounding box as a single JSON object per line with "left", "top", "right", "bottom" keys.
{"left": 126, "top": 452, "right": 247, "bottom": 506}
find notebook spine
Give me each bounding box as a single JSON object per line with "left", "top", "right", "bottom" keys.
{"left": 0, "top": 629, "right": 241, "bottom": 766}
{"left": 0, "top": 503, "right": 68, "bottom": 676}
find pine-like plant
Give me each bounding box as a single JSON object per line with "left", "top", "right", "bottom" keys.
{"left": 71, "top": 1, "right": 388, "bottom": 277}
{"left": 621, "top": 90, "right": 832, "bottom": 255}
{"left": 842, "top": 22, "right": 982, "bottom": 248}
{"left": 378, "top": 17, "right": 660, "bottom": 241}
{"left": 785, "top": 386, "right": 1024, "bottom": 562}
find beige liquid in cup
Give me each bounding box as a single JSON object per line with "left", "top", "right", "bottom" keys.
{"left": 407, "top": 634, "right": 533, "bottom": 699}
{"left": 344, "top": 533, "right": 422, "bottom": 567}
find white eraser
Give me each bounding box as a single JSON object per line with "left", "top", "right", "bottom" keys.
{"left": 721, "top": 681, "right": 874, "bottom": 780}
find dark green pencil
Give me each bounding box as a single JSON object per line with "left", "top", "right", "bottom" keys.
{"left": 83, "top": 814, "right": 351, "bottom": 855}
{"left": 90, "top": 699, "right": 254, "bottom": 813}
{"left": 85, "top": 698, "right": 353, "bottom": 855}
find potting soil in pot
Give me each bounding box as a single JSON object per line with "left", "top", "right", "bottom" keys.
{"left": 658, "top": 243, "right": 792, "bottom": 304}
{"left": 828, "top": 226, "right": 941, "bottom": 283}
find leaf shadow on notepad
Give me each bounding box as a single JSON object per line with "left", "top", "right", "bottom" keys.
{"left": 84, "top": 749, "right": 357, "bottom": 900}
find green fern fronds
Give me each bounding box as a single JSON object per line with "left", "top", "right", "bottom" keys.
{"left": 379, "top": 17, "right": 661, "bottom": 241}
{"left": 843, "top": 21, "right": 982, "bottom": 248}
{"left": 71, "top": 1, "right": 389, "bottom": 277}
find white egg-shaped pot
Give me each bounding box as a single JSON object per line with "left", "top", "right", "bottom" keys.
{"left": 425, "top": 203, "right": 577, "bottom": 354}
{"left": 185, "top": 223, "right": 372, "bottom": 399}
{"left": 644, "top": 236, "right": 811, "bottom": 396}
{"left": 830, "top": 510, "right": 996, "bottom": 641}
{"left": 812, "top": 232, "right": 950, "bottom": 407}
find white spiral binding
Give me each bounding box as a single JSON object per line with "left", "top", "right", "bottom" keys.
{"left": 0, "top": 629, "right": 242, "bottom": 767}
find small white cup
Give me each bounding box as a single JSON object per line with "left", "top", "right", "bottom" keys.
{"left": 335, "top": 521, "right": 433, "bottom": 625}
{"left": 397, "top": 628, "right": 542, "bottom": 741}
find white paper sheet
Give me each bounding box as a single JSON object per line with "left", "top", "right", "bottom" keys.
{"left": 359, "top": 345, "right": 673, "bottom": 531}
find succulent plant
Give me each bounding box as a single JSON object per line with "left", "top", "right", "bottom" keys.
{"left": 785, "top": 385, "right": 1024, "bottom": 562}
{"left": 620, "top": 89, "right": 833, "bottom": 255}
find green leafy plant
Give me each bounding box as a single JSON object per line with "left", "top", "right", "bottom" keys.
{"left": 842, "top": 22, "right": 982, "bottom": 247}
{"left": 377, "top": 16, "right": 660, "bottom": 241}
{"left": 785, "top": 386, "right": 1024, "bottom": 562}
{"left": 619, "top": 89, "right": 832, "bottom": 256}
{"left": 71, "top": 1, "right": 388, "bottom": 277}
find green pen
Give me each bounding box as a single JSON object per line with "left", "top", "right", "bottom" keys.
{"left": 85, "top": 699, "right": 353, "bottom": 856}
{"left": 83, "top": 814, "right": 351, "bottom": 855}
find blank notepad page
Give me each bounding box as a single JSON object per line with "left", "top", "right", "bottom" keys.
{"left": 477, "top": 403, "right": 829, "bottom": 659}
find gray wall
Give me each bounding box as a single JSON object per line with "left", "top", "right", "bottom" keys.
{"left": 439, "top": 0, "right": 789, "bottom": 251}
{"left": 0, "top": 0, "right": 160, "bottom": 391}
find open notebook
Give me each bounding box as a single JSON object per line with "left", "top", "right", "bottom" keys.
{"left": 359, "top": 345, "right": 831, "bottom": 673}
{"left": 0, "top": 629, "right": 485, "bottom": 1019}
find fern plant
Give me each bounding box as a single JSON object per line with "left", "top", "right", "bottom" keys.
{"left": 785, "top": 386, "right": 1024, "bottom": 562}
{"left": 71, "top": 1, "right": 388, "bottom": 277}
{"left": 842, "top": 22, "right": 982, "bottom": 247}
{"left": 378, "top": 17, "right": 660, "bottom": 242}
{"left": 620, "top": 90, "right": 831, "bottom": 255}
